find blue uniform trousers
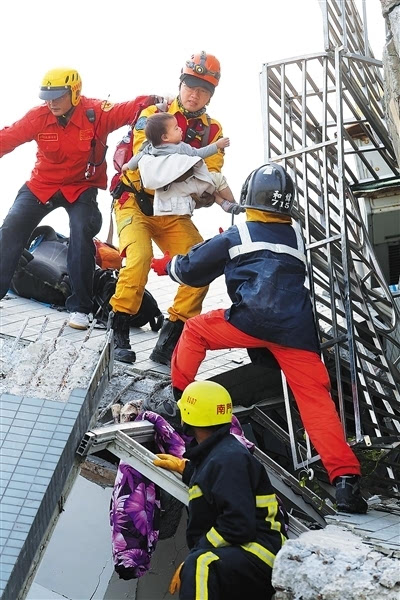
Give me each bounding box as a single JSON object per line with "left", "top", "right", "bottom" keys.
{"left": 0, "top": 184, "right": 102, "bottom": 313}
{"left": 179, "top": 545, "right": 275, "bottom": 600}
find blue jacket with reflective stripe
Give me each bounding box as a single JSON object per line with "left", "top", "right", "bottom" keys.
{"left": 168, "top": 220, "right": 320, "bottom": 353}
{"left": 182, "top": 425, "right": 286, "bottom": 557}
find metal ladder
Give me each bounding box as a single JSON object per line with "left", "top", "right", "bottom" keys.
{"left": 259, "top": 0, "right": 400, "bottom": 482}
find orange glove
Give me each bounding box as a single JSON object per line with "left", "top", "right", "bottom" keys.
{"left": 153, "top": 453, "right": 187, "bottom": 474}
{"left": 150, "top": 251, "right": 171, "bottom": 276}
{"left": 169, "top": 562, "right": 184, "bottom": 594}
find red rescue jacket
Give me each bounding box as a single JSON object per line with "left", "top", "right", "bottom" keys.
{"left": 0, "top": 95, "right": 156, "bottom": 203}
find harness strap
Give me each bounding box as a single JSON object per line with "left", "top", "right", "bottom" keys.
{"left": 201, "top": 115, "right": 211, "bottom": 147}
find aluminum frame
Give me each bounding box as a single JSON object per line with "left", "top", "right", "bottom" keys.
{"left": 259, "top": 0, "right": 400, "bottom": 478}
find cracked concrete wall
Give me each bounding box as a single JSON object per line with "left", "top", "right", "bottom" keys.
{"left": 381, "top": 0, "right": 400, "bottom": 165}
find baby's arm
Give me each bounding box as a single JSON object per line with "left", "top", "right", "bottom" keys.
{"left": 196, "top": 136, "right": 230, "bottom": 159}
{"left": 199, "top": 137, "right": 230, "bottom": 158}
{"left": 179, "top": 137, "right": 229, "bottom": 160}
{"left": 121, "top": 150, "right": 142, "bottom": 172}
{"left": 215, "top": 137, "right": 230, "bottom": 149}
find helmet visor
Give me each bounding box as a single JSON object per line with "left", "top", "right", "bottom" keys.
{"left": 180, "top": 74, "right": 215, "bottom": 95}
{"left": 39, "top": 86, "right": 69, "bottom": 101}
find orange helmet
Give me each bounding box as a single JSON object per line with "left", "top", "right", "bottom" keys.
{"left": 180, "top": 51, "right": 221, "bottom": 92}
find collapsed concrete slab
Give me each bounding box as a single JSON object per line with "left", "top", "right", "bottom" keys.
{"left": 272, "top": 524, "right": 400, "bottom": 600}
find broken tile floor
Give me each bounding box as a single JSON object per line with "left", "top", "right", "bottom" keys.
{"left": 0, "top": 270, "right": 249, "bottom": 378}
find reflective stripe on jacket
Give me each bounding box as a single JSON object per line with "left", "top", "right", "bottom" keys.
{"left": 182, "top": 426, "right": 286, "bottom": 566}
{"left": 0, "top": 95, "right": 154, "bottom": 203}
{"left": 168, "top": 219, "right": 320, "bottom": 353}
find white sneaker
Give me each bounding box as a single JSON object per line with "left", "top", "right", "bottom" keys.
{"left": 68, "top": 312, "right": 90, "bottom": 330}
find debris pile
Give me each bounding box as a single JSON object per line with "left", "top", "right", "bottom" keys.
{"left": 0, "top": 336, "right": 105, "bottom": 401}
{"left": 96, "top": 363, "right": 173, "bottom": 425}
{"left": 272, "top": 525, "right": 400, "bottom": 600}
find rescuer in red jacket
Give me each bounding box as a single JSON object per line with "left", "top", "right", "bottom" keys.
{"left": 0, "top": 67, "right": 159, "bottom": 329}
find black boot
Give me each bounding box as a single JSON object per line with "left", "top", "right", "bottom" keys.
{"left": 335, "top": 475, "right": 368, "bottom": 514}
{"left": 142, "top": 384, "right": 179, "bottom": 421}
{"left": 172, "top": 387, "right": 183, "bottom": 402}
{"left": 112, "top": 311, "right": 136, "bottom": 364}
{"left": 149, "top": 319, "right": 184, "bottom": 366}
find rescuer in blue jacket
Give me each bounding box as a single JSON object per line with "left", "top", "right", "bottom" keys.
{"left": 154, "top": 380, "right": 287, "bottom": 600}
{"left": 151, "top": 163, "right": 368, "bottom": 515}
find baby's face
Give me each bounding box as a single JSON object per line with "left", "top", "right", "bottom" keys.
{"left": 164, "top": 117, "right": 183, "bottom": 144}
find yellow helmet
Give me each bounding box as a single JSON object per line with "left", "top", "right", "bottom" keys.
{"left": 177, "top": 381, "right": 232, "bottom": 427}
{"left": 39, "top": 68, "right": 82, "bottom": 106}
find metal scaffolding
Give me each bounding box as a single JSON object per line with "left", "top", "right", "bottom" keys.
{"left": 259, "top": 0, "right": 400, "bottom": 480}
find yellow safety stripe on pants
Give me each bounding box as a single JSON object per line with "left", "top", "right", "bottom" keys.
{"left": 206, "top": 527, "right": 229, "bottom": 548}
{"left": 240, "top": 541, "right": 276, "bottom": 569}
{"left": 188, "top": 485, "right": 203, "bottom": 502}
{"left": 256, "top": 494, "right": 287, "bottom": 545}
{"left": 195, "top": 551, "right": 219, "bottom": 600}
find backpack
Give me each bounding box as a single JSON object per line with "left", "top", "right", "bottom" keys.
{"left": 92, "top": 268, "right": 164, "bottom": 331}
{"left": 109, "top": 130, "right": 133, "bottom": 196}
{"left": 10, "top": 226, "right": 164, "bottom": 331}
{"left": 10, "top": 226, "right": 70, "bottom": 306}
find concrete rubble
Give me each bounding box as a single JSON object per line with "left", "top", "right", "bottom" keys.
{"left": 96, "top": 362, "right": 172, "bottom": 420}
{"left": 272, "top": 524, "right": 400, "bottom": 600}
{"left": 0, "top": 336, "right": 104, "bottom": 401}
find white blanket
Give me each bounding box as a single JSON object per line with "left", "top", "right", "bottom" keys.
{"left": 139, "top": 154, "right": 215, "bottom": 216}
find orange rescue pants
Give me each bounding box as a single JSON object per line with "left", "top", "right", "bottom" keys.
{"left": 171, "top": 309, "right": 361, "bottom": 483}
